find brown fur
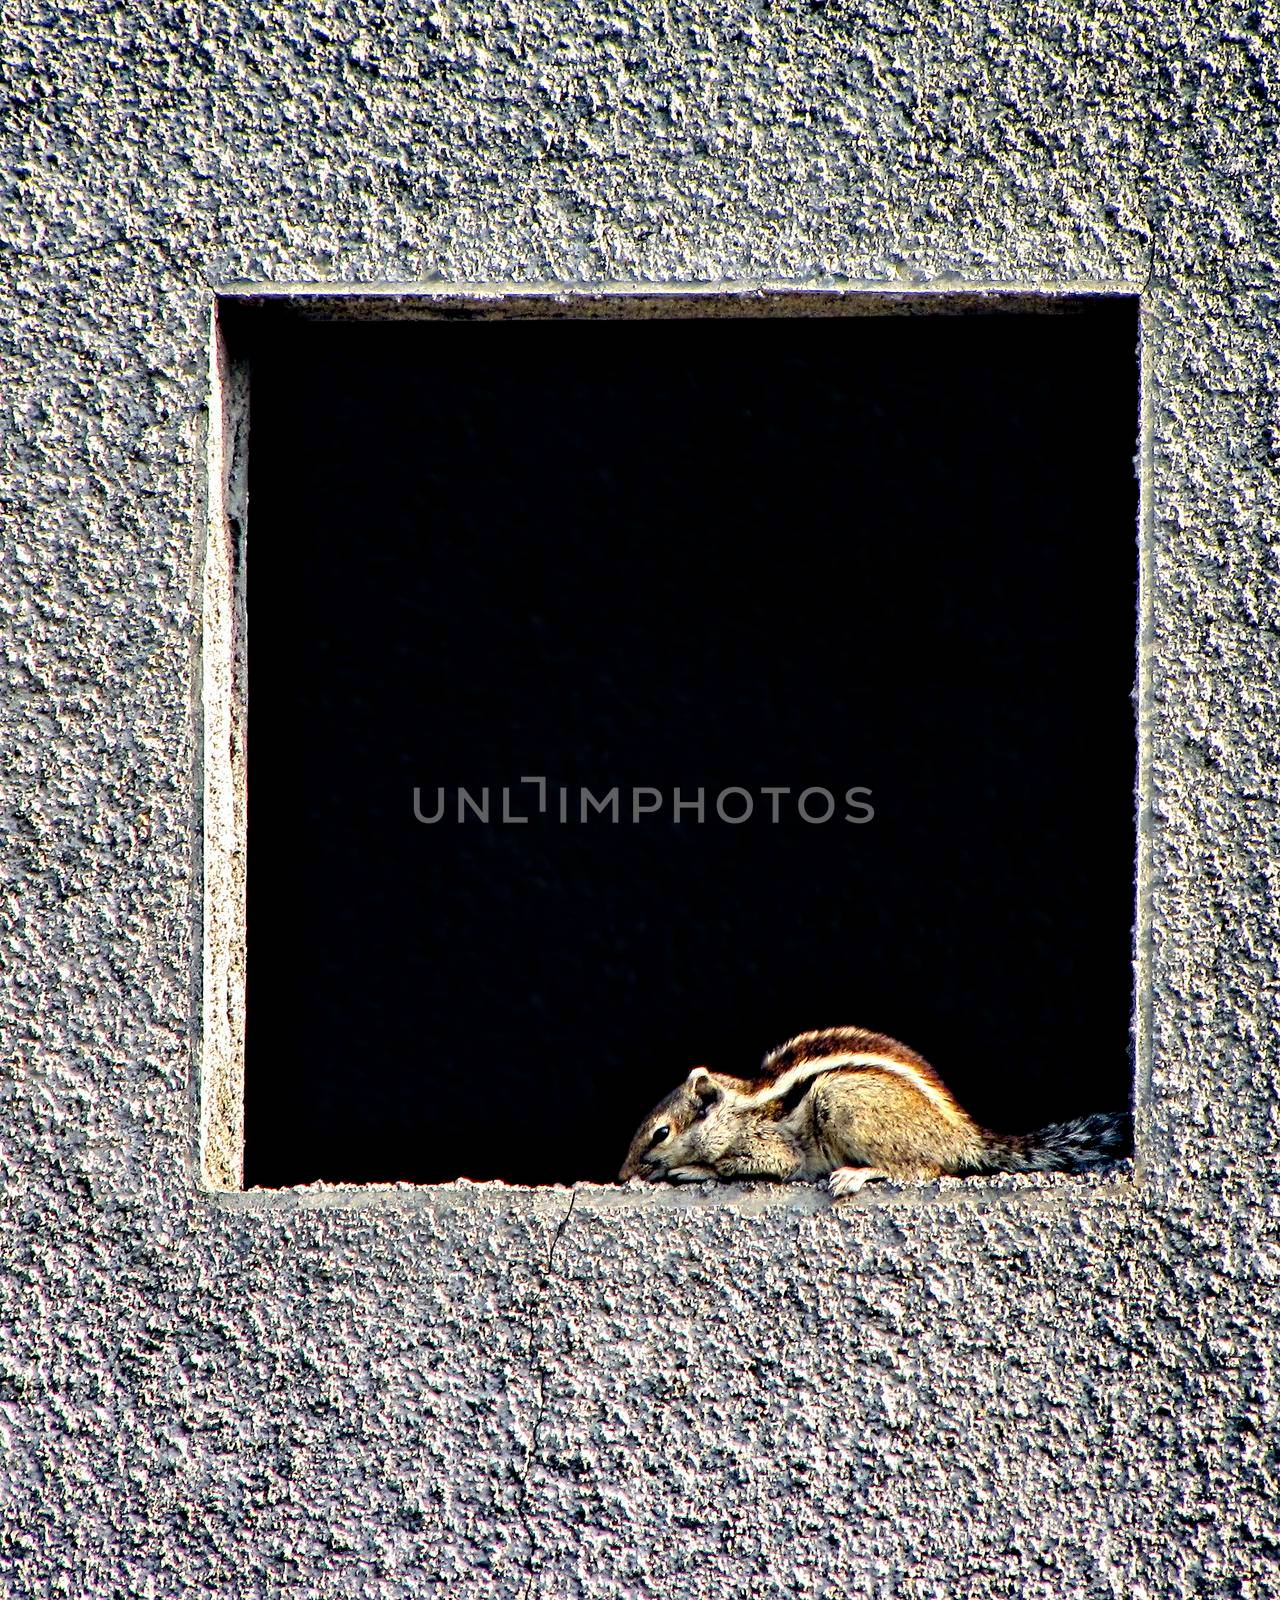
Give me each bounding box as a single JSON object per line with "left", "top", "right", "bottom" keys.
{"left": 619, "top": 1025, "right": 1130, "bottom": 1190}
{"left": 754, "top": 1027, "right": 961, "bottom": 1113}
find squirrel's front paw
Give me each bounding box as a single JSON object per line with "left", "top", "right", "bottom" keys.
{"left": 828, "top": 1166, "right": 888, "bottom": 1198}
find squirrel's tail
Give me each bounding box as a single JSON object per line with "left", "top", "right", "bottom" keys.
{"left": 980, "top": 1110, "right": 1132, "bottom": 1174}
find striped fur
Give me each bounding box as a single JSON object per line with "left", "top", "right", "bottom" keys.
{"left": 619, "top": 1025, "right": 1131, "bottom": 1187}
{"left": 751, "top": 1038, "right": 967, "bottom": 1127}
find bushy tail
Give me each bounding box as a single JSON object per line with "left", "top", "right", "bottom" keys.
{"left": 982, "top": 1110, "right": 1132, "bottom": 1174}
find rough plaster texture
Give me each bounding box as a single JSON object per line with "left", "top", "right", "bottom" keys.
{"left": 2, "top": 2, "right": 1279, "bottom": 1596}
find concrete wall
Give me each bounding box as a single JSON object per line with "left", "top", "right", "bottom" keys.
{"left": 3, "top": 2, "right": 1278, "bottom": 1595}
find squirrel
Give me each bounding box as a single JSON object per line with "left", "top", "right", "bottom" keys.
{"left": 618, "top": 1026, "right": 1130, "bottom": 1196}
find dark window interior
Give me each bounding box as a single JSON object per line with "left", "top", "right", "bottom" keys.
{"left": 236, "top": 302, "right": 1138, "bottom": 1187}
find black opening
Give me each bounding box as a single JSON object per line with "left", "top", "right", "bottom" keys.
{"left": 238, "top": 302, "right": 1138, "bottom": 1187}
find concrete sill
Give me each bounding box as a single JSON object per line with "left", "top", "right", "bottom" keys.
{"left": 208, "top": 1161, "right": 1137, "bottom": 1214}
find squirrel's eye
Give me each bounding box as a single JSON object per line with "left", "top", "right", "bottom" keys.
{"left": 648, "top": 1125, "right": 670, "bottom": 1151}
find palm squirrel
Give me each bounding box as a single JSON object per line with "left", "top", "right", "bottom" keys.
{"left": 618, "top": 1026, "right": 1130, "bottom": 1195}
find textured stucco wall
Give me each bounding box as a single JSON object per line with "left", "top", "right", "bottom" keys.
{"left": 3, "top": 2, "right": 1280, "bottom": 1596}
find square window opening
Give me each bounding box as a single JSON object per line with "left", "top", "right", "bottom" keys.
{"left": 201, "top": 291, "right": 1140, "bottom": 1191}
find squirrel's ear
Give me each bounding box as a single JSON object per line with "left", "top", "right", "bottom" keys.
{"left": 687, "top": 1067, "right": 721, "bottom": 1105}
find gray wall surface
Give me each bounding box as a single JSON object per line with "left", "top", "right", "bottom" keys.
{"left": 3, "top": 2, "right": 1279, "bottom": 1596}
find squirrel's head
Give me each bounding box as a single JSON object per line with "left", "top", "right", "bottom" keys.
{"left": 618, "top": 1067, "right": 730, "bottom": 1183}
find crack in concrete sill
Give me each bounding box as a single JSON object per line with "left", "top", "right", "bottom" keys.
{"left": 513, "top": 1190, "right": 578, "bottom": 1600}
